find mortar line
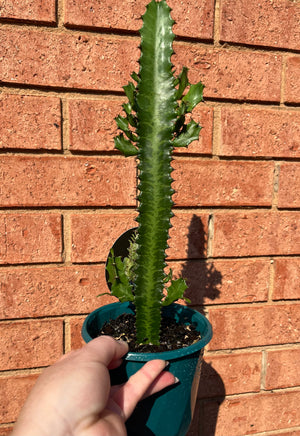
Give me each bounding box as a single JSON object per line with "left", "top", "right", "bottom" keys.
{"left": 268, "top": 257, "right": 276, "bottom": 302}
{"left": 56, "top": 0, "right": 65, "bottom": 28}
{"left": 61, "top": 97, "right": 71, "bottom": 154}
{"left": 280, "top": 55, "right": 287, "bottom": 106}
{"left": 272, "top": 163, "right": 281, "bottom": 210}
{"left": 260, "top": 349, "right": 267, "bottom": 390}
{"left": 207, "top": 212, "right": 214, "bottom": 258}
{"left": 211, "top": 105, "right": 221, "bottom": 158}
{"left": 213, "top": 0, "right": 221, "bottom": 47}
{"left": 61, "top": 211, "right": 72, "bottom": 264}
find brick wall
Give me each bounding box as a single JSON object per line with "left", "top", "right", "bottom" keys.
{"left": 0, "top": 1, "right": 299, "bottom": 435}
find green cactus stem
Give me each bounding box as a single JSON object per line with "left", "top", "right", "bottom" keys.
{"left": 109, "top": 0, "right": 204, "bottom": 345}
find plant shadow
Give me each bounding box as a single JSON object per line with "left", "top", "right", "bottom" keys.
{"left": 179, "top": 214, "right": 225, "bottom": 436}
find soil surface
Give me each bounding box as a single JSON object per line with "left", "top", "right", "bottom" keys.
{"left": 99, "top": 313, "right": 201, "bottom": 353}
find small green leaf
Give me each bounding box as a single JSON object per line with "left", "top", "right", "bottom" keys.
{"left": 131, "top": 72, "right": 140, "bottom": 83}
{"left": 122, "top": 102, "right": 132, "bottom": 115}
{"left": 111, "top": 282, "right": 134, "bottom": 303}
{"left": 175, "top": 67, "right": 189, "bottom": 100}
{"left": 182, "top": 82, "right": 204, "bottom": 112}
{"left": 106, "top": 251, "right": 134, "bottom": 303}
{"left": 115, "top": 115, "right": 129, "bottom": 131}
{"left": 114, "top": 134, "right": 138, "bottom": 156}
{"left": 123, "top": 82, "right": 136, "bottom": 107}
{"left": 163, "top": 268, "right": 173, "bottom": 283}
{"left": 172, "top": 119, "right": 202, "bottom": 148}
{"left": 162, "top": 278, "right": 188, "bottom": 306}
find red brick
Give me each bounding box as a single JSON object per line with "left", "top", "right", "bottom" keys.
{"left": 169, "top": 258, "right": 270, "bottom": 305}
{"left": 68, "top": 99, "right": 122, "bottom": 152}
{"left": 266, "top": 348, "right": 300, "bottom": 390}
{"left": 220, "top": 107, "right": 300, "bottom": 158}
{"left": 199, "top": 352, "right": 261, "bottom": 398}
{"left": 0, "top": 28, "right": 283, "bottom": 102}
{"left": 69, "top": 317, "right": 86, "bottom": 350}
{"left": 68, "top": 99, "right": 213, "bottom": 155}
{"left": 208, "top": 304, "right": 300, "bottom": 351}
{"left": 285, "top": 57, "right": 300, "bottom": 104}
{"left": 71, "top": 212, "right": 209, "bottom": 262}
{"left": 213, "top": 212, "right": 300, "bottom": 257}
{"left": 0, "top": 0, "right": 56, "bottom": 23}
{"left": 0, "top": 319, "right": 63, "bottom": 370}
{"left": 278, "top": 163, "right": 300, "bottom": 208}
{"left": 0, "top": 265, "right": 117, "bottom": 319}
{"left": 0, "top": 426, "right": 13, "bottom": 435}
{"left": 0, "top": 94, "right": 61, "bottom": 150}
{"left": 71, "top": 212, "right": 137, "bottom": 263}
{"left": 0, "top": 156, "right": 136, "bottom": 207}
{"left": 0, "top": 28, "right": 139, "bottom": 91}
{"left": 200, "top": 390, "right": 300, "bottom": 435}
{"left": 273, "top": 258, "right": 300, "bottom": 301}
{"left": 220, "top": 0, "right": 300, "bottom": 51}
{"left": 174, "top": 46, "right": 282, "bottom": 102}
{"left": 173, "top": 160, "right": 274, "bottom": 207}
{"left": 0, "top": 214, "right": 62, "bottom": 265}
{"left": 64, "top": 0, "right": 215, "bottom": 41}
{"left": 0, "top": 373, "right": 38, "bottom": 423}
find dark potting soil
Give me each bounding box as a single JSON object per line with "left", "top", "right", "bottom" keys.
{"left": 99, "top": 313, "right": 201, "bottom": 353}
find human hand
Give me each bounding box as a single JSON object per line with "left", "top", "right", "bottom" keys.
{"left": 11, "top": 336, "right": 176, "bottom": 436}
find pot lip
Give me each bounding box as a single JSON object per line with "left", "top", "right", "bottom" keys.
{"left": 82, "top": 301, "right": 213, "bottom": 362}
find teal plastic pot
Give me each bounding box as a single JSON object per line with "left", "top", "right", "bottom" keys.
{"left": 82, "top": 301, "right": 212, "bottom": 436}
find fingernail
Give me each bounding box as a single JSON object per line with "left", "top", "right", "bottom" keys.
{"left": 174, "top": 377, "right": 180, "bottom": 384}
{"left": 164, "top": 360, "right": 170, "bottom": 367}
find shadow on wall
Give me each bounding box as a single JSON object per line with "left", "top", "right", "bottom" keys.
{"left": 181, "top": 215, "right": 225, "bottom": 436}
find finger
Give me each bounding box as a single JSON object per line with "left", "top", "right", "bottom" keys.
{"left": 84, "top": 336, "right": 129, "bottom": 367}
{"left": 112, "top": 360, "right": 176, "bottom": 420}
{"left": 142, "top": 370, "right": 178, "bottom": 399}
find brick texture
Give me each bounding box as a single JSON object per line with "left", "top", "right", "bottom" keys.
{"left": 0, "top": 156, "right": 136, "bottom": 207}
{"left": 213, "top": 212, "right": 300, "bottom": 257}
{"left": 0, "top": 265, "right": 116, "bottom": 319}
{"left": 1, "top": 2, "right": 300, "bottom": 436}
{"left": 273, "top": 258, "right": 300, "bottom": 300}
{"left": 198, "top": 352, "right": 261, "bottom": 398}
{"left": 220, "top": 107, "right": 300, "bottom": 158}
{"left": 0, "top": 94, "right": 61, "bottom": 150}
{"left": 285, "top": 57, "right": 300, "bottom": 104}
{"left": 265, "top": 348, "right": 300, "bottom": 390}
{"left": 200, "top": 390, "right": 300, "bottom": 436}
{"left": 220, "top": 0, "right": 300, "bottom": 51}
{"left": 0, "top": 214, "right": 62, "bottom": 264}
{"left": 0, "top": 29, "right": 139, "bottom": 91}
{"left": 64, "top": 0, "right": 215, "bottom": 40}
{"left": 0, "top": 0, "right": 56, "bottom": 24}
{"left": 173, "top": 160, "right": 274, "bottom": 207}
{"left": 174, "top": 46, "right": 282, "bottom": 102}
{"left": 169, "top": 258, "right": 270, "bottom": 305}
{"left": 0, "top": 319, "right": 63, "bottom": 370}
{"left": 69, "top": 316, "right": 86, "bottom": 350}
{"left": 208, "top": 304, "right": 300, "bottom": 350}
{"left": 278, "top": 163, "right": 300, "bottom": 208}
{"left": 0, "top": 373, "right": 39, "bottom": 423}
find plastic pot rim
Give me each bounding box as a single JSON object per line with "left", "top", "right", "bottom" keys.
{"left": 82, "top": 301, "right": 213, "bottom": 362}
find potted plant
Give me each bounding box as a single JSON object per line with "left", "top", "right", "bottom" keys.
{"left": 82, "top": 1, "right": 212, "bottom": 435}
